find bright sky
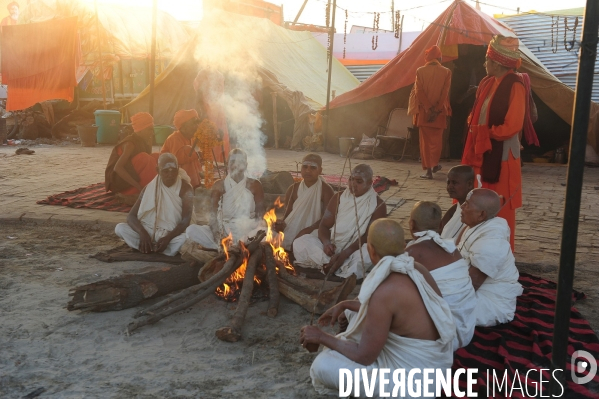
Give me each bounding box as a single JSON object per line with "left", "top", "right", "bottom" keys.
{"left": 92, "top": 0, "right": 588, "bottom": 31}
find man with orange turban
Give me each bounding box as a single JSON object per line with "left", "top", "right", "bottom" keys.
{"left": 105, "top": 112, "right": 158, "bottom": 197}
{"left": 161, "top": 109, "right": 203, "bottom": 188}
{"left": 462, "top": 35, "right": 526, "bottom": 251}
{"left": 408, "top": 45, "right": 452, "bottom": 179}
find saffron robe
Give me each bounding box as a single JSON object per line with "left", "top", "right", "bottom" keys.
{"left": 105, "top": 134, "right": 157, "bottom": 195}
{"left": 161, "top": 130, "right": 202, "bottom": 188}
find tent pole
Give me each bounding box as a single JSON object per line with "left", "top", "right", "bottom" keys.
{"left": 148, "top": 0, "right": 158, "bottom": 116}
{"left": 293, "top": 0, "right": 309, "bottom": 25}
{"left": 94, "top": 0, "right": 107, "bottom": 110}
{"left": 550, "top": 1, "right": 599, "bottom": 395}
{"left": 324, "top": 0, "right": 336, "bottom": 150}
{"left": 397, "top": 14, "right": 404, "bottom": 55}
{"left": 271, "top": 92, "right": 279, "bottom": 149}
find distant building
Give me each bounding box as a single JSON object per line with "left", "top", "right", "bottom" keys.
{"left": 497, "top": 8, "right": 599, "bottom": 103}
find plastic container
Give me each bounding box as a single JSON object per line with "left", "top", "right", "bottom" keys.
{"left": 338, "top": 137, "right": 355, "bottom": 157}
{"left": 94, "top": 110, "right": 121, "bottom": 144}
{"left": 154, "top": 125, "right": 174, "bottom": 145}
{"left": 77, "top": 125, "right": 98, "bottom": 147}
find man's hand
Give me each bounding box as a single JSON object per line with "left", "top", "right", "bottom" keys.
{"left": 139, "top": 231, "right": 154, "bottom": 254}
{"left": 323, "top": 248, "right": 350, "bottom": 275}
{"left": 318, "top": 302, "right": 347, "bottom": 327}
{"left": 154, "top": 234, "right": 173, "bottom": 253}
{"left": 295, "top": 226, "right": 313, "bottom": 239}
{"left": 300, "top": 325, "right": 323, "bottom": 348}
{"left": 323, "top": 241, "right": 336, "bottom": 257}
{"left": 338, "top": 312, "right": 349, "bottom": 333}
{"left": 273, "top": 220, "right": 287, "bottom": 233}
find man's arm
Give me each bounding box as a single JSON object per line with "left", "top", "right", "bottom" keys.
{"left": 326, "top": 197, "right": 387, "bottom": 274}
{"left": 415, "top": 69, "right": 434, "bottom": 110}
{"left": 318, "top": 192, "right": 340, "bottom": 256}
{"left": 434, "top": 69, "right": 452, "bottom": 112}
{"left": 469, "top": 266, "right": 488, "bottom": 291}
{"left": 114, "top": 142, "right": 142, "bottom": 191}
{"left": 155, "top": 181, "right": 194, "bottom": 253}
{"left": 488, "top": 83, "right": 526, "bottom": 141}
{"left": 126, "top": 187, "right": 153, "bottom": 253}
{"left": 317, "top": 299, "right": 361, "bottom": 327}
{"left": 282, "top": 183, "right": 298, "bottom": 219}
{"left": 250, "top": 179, "right": 265, "bottom": 218}
{"left": 209, "top": 180, "right": 225, "bottom": 242}
{"left": 301, "top": 284, "right": 393, "bottom": 365}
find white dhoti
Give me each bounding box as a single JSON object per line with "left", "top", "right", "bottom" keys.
{"left": 115, "top": 223, "right": 186, "bottom": 256}
{"left": 310, "top": 253, "right": 456, "bottom": 397}
{"left": 441, "top": 204, "right": 465, "bottom": 243}
{"left": 459, "top": 217, "right": 523, "bottom": 327}
{"left": 115, "top": 170, "right": 190, "bottom": 256}
{"left": 407, "top": 230, "right": 477, "bottom": 350}
{"left": 293, "top": 187, "right": 378, "bottom": 279}
{"left": 282, "top": 177, "right": 323, "bottom": 251}
{"left": 186, "top": 175, "right": 260, "bottom": 250}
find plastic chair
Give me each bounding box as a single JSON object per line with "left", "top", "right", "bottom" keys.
{"left": 372, "top": 108, "right": 413, "bottom": 161}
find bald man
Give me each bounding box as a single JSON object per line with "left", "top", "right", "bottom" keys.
{"left": 115, "top": 153, "right": 194, "bottom": 256}
{"left": 274, "top": 153, "right": 334, "bottom": 251}
{"left": 301, "top": 219, "right": 456, "bottom": 396}
{"left": 440, "top": 165, "right": 475, "bottom": 242}
{"left": 458, "top": 188, "right": 522, "bottom": 326}
{"left": 406, "top": 201, "right": 477, "bottom": 349}
{"left": 293, "top": 164, "right": 387, "bottom": 279}
{"left": 186, "top": 148, "right": 265, "bottom": 250}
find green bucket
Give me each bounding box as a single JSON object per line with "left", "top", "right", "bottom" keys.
{"left": 94, "top": 110, "right": 121, "bottom": 144}
{"left": 154, "top": 125, "right": 174, "bottom": 145}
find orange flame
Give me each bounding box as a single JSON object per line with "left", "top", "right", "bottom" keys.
{"left": 264, "top": 197, "right": 295, "bottom": 273}
{"left": 221, "top": 232, "right": 233, "bottom": 260}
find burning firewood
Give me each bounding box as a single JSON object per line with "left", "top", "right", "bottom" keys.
{"left": 262, "top": 243, "right": 280, "bottom": 318}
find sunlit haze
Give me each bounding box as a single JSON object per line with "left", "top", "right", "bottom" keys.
{"left": 88, "top": 0, "right": 588, "bottom": 31}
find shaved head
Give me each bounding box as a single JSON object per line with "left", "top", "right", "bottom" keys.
{"left": 302, "top": 153, "right": 322, "bottom": 167}
{"left": 158, "top": 153, "right": 178, "bottom": 169}
{"left": 410, "top": 201, "right": 442, "bottom": 232}
{"left": 352, "top": 164, "right": 373, "bottom": 182}
{"left": 368, "top": 218, "right": 405, "bottom": 258}
{"left": 448, "top": 165, "right": 474, "bottom": 181}
{"left": 469, "top": 188, "right": 501, "bottom": 219}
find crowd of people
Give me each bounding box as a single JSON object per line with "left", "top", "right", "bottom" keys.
{"left": 103, "top": 34, "right": 526, "bottom": 396}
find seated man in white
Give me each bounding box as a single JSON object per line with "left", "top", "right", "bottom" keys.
{"left": 274, "top": 153, "right": 334, "bottom": 251}
{"left": 458, "top": 188, "right": 523, "bottom": 327}
{"left": 115, "top": 153, "right": 194, "bottom": 256}
{"left": 186, "top": 148, "right": 265, "bottom": 250}
{"left": 293, "top": 164, "right": 386, "bottom": 279}
{"left": 405, "top": 200, "right": 477, "bottom": 350}
{"left": 440, "top": 165, "right": 475, "bottom": 242}
{"left": 300, "top": 219, "right": 456, "bottom": 397}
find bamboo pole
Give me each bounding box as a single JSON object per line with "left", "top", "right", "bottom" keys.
{"left": 148, "top": 0, "right": 158, "bottom": 116}
{"left": 323, "top": 0, "right": 336, "bottom": 150}
{"left": 271, "top": 92, "right": 279, "bottom": 148}
{"left": 94, "top": 0, "right": 107, "bottom": 109}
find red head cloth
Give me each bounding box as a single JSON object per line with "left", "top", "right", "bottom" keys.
{"left": 173, "top": 109, "right": 199, "bottom": 130}
{"left": 487, "top": 35, "right": 522, "bottom": 69}
{"left": 424, "top": 45, "right": 442, "bottom": 62}
{"left": 130, "top": 112, "right": 154, "bottom": 133}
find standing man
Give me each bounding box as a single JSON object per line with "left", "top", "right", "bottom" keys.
{"left": 462, "top": 35, "right": 525, "bottom": 251}
{"left": 1, "top": 2, "right": 19, "bottom": 27}
{"left": 408, "top": 45, "right": 452, "bottom": 179}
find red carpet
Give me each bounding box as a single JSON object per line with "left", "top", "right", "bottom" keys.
{"left": 449, "top": 273, "right": 599, "bottom": 398}
{"left": 37, "top": 182, "right": 131, "bottom": 213}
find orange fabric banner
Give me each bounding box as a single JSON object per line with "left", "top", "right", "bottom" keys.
{"left": 2, "top": 17, "right": 78, "bottom": 110}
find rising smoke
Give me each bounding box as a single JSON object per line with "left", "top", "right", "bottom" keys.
{"left": 194, "top": 10, "right": 268, "bottom": 178}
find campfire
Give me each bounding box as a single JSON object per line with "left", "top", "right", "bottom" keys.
{"left": 126, "top": 198, "right": 357, "bottom": 341}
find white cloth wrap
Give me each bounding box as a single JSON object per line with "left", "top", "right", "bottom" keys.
{"left": 115, "top": 170, "right": 190, "bottom": 256}
{"left": 441, "top": 204, "right": 465, "bottom": 243}
{"left": 310, "top": 254, "right": 456, "bottom": 397}
{"left": 293, "top": 187, "right": 378, "bottom": 279}
{"left": 282, "top": 177, "right": 323, "bottom": 250}
{"left": 458, "top": 217, "right": 523, "bottom": 327}
{"left": 406, "top": 230, "right": 477, "bottom": 349}
{"left": 186, "top": 174, "right": 259, "bottom": 250}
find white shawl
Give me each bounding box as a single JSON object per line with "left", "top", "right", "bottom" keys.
{"left": 441, "top": 204, "right": 465, "bottom": 243}
{"left": 219, "top": 175, "right": 257, "bottom": 241}
{"left": 138, "top": 169, "right": 190, "bottom": 241}
{"left": 282, "top": 177, "right": 323, "bottom": 250}
{"left": 407, "top": 230, "right": 457, "bottom": 253}
{"left": 332, "top": 187, "right": 378, "bottom": 252}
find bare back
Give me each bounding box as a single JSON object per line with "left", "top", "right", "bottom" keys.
{"left": 406, "top": 240, "right": 463, "bottom": 272}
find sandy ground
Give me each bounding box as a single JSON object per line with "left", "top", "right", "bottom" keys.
{"left": 1, "top": 143, "right": 599, "bottom": 397}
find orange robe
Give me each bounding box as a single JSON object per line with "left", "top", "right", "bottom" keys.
{"left": 409, "top": 60, "right": 452, "bottom": 169}
{"left": 119, "top": 153, "right": 159, "bottom": 196}
{"left": 161, "top": 131, "right": 202, "bottom": 188}
{"left": 463, "top": 73, "right": 525, "bottom": 250}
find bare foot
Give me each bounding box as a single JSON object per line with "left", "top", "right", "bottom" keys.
{"left": 420, "top": 174, "right": 433, "bottom": 179}
{"left": 432, "top": 165, "right": 442, "bottom": 173}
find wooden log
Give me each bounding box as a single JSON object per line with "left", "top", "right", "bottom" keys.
{"left": 278, "top": 259, "right": 322, "bottom": 290}
{"left": 263, "top": 243, "right": 280, "bottom": 318}
{"left": 67, "top": 262, "right": 203, "bottom": 312}
{"left": 277, "top": 274, "right": 356, "bottom": 315}
{"left": 215, "top": 247, "right": 262, "bottom": 342}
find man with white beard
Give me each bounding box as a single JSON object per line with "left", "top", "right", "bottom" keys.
{"left": 293, "top": 164, "right": 386, "bottom": 280}
{"left": 185, "top": 148, "right": 265, "bottom": 249}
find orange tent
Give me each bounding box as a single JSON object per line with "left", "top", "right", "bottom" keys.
{"left": 325, "top": 0, "right": 599, "bottom": 156}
